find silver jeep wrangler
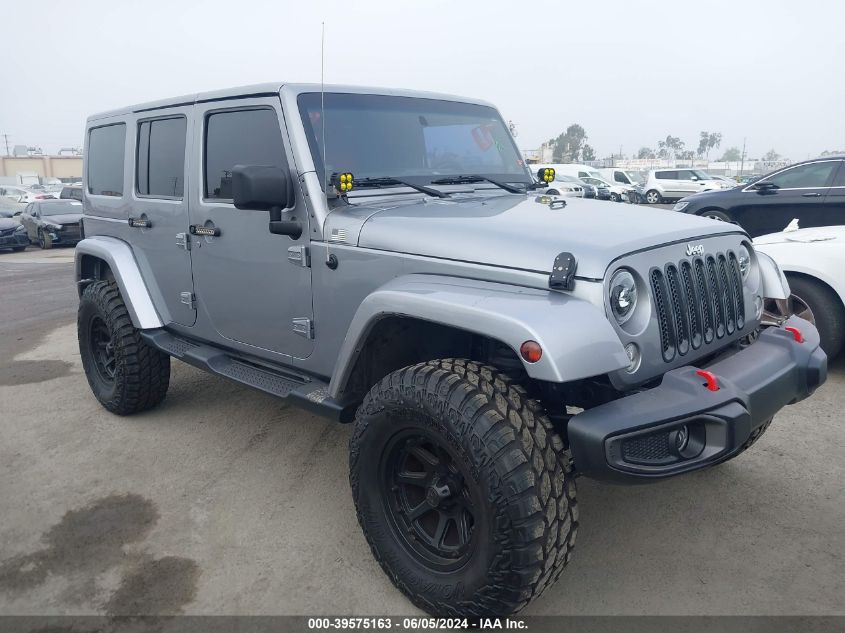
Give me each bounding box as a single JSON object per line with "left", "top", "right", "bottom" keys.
{"left": 75, "top": 83, "right": 827, "bottom": 617}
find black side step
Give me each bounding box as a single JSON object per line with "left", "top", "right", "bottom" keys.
{"left": 141, "top": 329, "right": 355, "bottom": 423}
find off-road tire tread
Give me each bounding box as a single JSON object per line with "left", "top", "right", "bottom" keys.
{"left": 350, "top": 358, "right": 577, "bottom": 617}
{"left": 79, "top": 280, "right": 170, "bottom": 415}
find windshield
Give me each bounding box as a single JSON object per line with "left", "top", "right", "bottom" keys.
{"left": 298, "top": 92, "right": 530, "bottom": 189}
{"left": 625, "top": 171, "right": 645, "bottom": 184}
{"left": 41, "top": 201, "right": 81, "bottom": 216}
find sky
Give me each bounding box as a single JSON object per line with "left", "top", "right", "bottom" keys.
{"left": 2, "top": 0, "right": 843, "bottom": 161}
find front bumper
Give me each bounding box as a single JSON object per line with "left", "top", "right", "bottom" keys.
{"left": 0, "top": 231, "right": 29, "bottom": 248}
{"left": 568, "top": 316, "right": 827, "bottom": 483}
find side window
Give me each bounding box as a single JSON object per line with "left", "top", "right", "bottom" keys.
{"left": 614, "top": 172, "right": 625, "bottom": 183}
{"left": 88, "top": 124, "right": 126, "bottom": 196}
{"left": 204, "top": 108, "right": 286, "bottom": 200}
{"left": 677, "top": 170, "right": 695, "bottom": 180}
{"left": 767, "top": 161, "right": 839, "bottom": 189}
{"left": 137, "top": 116, "right": 187, "bottom": 198}
{"left": 833, "top": 162, "right": 845, "bottom": 187}
{"left": 656, "top": 171, "right": 676, "bottom": 180}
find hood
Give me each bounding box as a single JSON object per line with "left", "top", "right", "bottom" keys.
{"left": 42, "top": 213, "right": 82, "bottom": 225}
{"left": 754, "top": 225, "right": 845, "bottom": 245}
{"left": 332, "top": 193, "right": 745, "bottom": 279}
{"left": 0, "top": 218, "right": 20, "bottom": 230}
{"left": 678, "top": 188, "right": 734, "bottom": 204}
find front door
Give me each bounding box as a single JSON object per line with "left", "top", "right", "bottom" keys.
{"left": 189, "top": 98, "right": 314, "bottom": 359}
{"left": 126, "top": 108, "right": 196, "bottom": 326}
{"left": 735, "top": 159, "right": 840, "bottom": 236}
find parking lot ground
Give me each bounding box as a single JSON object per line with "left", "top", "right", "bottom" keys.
{"left": 0, "top": 253, "right": 843, "bottom": 616}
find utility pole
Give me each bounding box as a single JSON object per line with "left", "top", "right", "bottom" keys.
{"left": 2, "top": 134, "right": 9, "bottom": 156}
{"left": 739, "top": 137, "right": 746, "bottom": 178}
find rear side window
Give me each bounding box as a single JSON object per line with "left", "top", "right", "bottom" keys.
{"left": 88, "top": 124, "right": 126, "bottom": 196}
{"left": 767, "top": 161, "right": 839, "bottom": 189}
{"left": 656, "top": 171, "right": 677, "bottom": 180}
{"left": 204, "top": 108, "right": 286, "bottom": 200}
{"left": 137, "top": 117, "right": 187, "bottom": 198}
{"left": 614, "top": 172, "right": 625, "bottom": 183}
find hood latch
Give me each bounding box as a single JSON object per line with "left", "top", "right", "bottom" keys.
{"left": 549, "top": 252, "right": 577, "bottom": 291}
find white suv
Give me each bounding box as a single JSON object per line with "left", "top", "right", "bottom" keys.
{"left": 642, "top": 168, "right": 729, "bottom": 204}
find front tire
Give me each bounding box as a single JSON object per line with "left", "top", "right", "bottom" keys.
{"left": 610, "top": 192, "right": 620, "bottom": 202}
{"left": 700, "top": 209, "right": 732, "bottom": 222}
{"left": 78, "top": 280, "right": 170, "bottom": 415}
{"left": 645, "top": 189, "right": 662, "bottom": 204}
{"left": 787, "top": 275, "right": 844, "bottom": 359}
{"left": 38, "top": 228, "right": 52, "bottom": 249}
{"left": 350, "top": 359, "right": 577, "bottom": 618}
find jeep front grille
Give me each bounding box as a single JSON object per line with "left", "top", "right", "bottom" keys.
{"left": 650, "top": 251, "right": 746, "bottom": 362}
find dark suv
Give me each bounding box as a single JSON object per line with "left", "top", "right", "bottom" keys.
{"left": 673, "top": 157, "right": 845, "bottom": 237}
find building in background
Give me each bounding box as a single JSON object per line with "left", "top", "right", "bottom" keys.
{"left": 0, "top": 154, "right": 83, "bottom": 184}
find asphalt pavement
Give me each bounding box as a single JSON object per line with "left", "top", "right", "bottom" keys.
{"left": 0, "top": 246, "right": 843, "bottom": 616}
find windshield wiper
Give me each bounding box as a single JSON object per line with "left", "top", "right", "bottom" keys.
{"left": 429, "top": 175, "right": 525, "bottom": 194}
{"left": 354, "top": 177, "right": 449, "bottom": 199}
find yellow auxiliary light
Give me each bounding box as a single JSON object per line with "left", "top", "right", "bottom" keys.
{"left": 333, "top": 172, "right": 354, "bottom": 194}
{"left": 537, "top": 167, "right": 555, "bottom": 183}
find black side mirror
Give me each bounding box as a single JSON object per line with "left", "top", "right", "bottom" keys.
{"left": 232, "top": 164, "right": 301, "bottom": 238}
{"left": 232, "top": 164, "right": 292, "bottom": 211}
{"left": 753, "top": 181, "right": 778, "bottom": 192}
{"left": 13, "top": 211, "right": 22, "bottom": 217}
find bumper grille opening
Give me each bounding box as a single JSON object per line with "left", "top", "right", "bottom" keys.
{"left": 622, "top": 432, "right": 672, "bottom": 464}
{"left": 652, "top": 250, "right": 747, "bottom": 364}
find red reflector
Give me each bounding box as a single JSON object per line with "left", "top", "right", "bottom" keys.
{"left": 784, "top": 326, "right": 804, "bottom": 343}
{"left": 520, "top": 340, "right": 543, "bottom": 363}
{"left": 695, "top": 369, "right": 720, "bottom": 391}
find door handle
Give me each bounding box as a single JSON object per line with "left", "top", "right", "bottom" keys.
{"left": 802, "top": 192, "right": 822, "bottom": 197}
{"left": 128, "top": 217, "right": 152, "bottom": 228}
{"left": 189, "top": 224, "right": 221, "bottom": 237}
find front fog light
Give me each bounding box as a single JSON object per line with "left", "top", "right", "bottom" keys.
{"left": 609, "top": 269, "right": 638, "bottom": 325}
{"left": 624, "top": 342, "right": 641, "bottom": 373}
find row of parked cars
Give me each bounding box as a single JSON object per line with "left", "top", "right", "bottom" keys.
{"left": 0, "top": 182, "right": 83, "bottom": 210}
{"left": 0, "top": 184, "right": 84, "bottom": 251}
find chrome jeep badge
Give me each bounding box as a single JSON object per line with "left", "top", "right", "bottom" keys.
{"left": 686, "top": 243, "right": 705, "bottom": 257}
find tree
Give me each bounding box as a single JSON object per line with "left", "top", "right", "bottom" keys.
{"left": 582, "top": 144, "right": 596, "bottom": 161}
{"left": 551, "top": 123, "right": 589, "bottom": 162}
{"left": 820, "top": 149, "right": 845, "bottom": 156}
{"left": 719, "top": 147, "right": 742, "bottom": 161}
{"left": 657, "top": 135, "right": 684, "bottom": 159}
{"left": 678, "top": 150, "right": 696, "bottom": 161}
{"left": 637, "top": 146, "right": 656, "bottom": 159}
{"left": 762, "top": 149, "right": 781, "bottom": 161}
{"left": 697, "top": 131, "right": 723, "bottom": 160}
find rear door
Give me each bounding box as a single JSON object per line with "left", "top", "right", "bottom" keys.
{"left": 127, "top": 109, "right": 196, "bottom": 326}
{"left": 820, "top": 160, "right": 845, "bottom": 226}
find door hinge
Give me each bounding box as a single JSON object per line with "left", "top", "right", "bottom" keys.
{"left": 287, "top": 245, "right": 310, "bottom": 267}
{"left": 180, "top": 292, "right": 196, "bottom": 309}
{"left": 292, "top": 317, "right": 314, "bottom": 339}
{"left": 176, "top": 232, "right": 191, "bottom": 250}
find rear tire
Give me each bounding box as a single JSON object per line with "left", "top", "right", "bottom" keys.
{"left": 350, "top": 359, "right": 577, "bottom": 618}
{"left": 786, "top": 275, "right": 844, "bottom": 359}
{"left": 645, "top": 189, "right": 662, "bottom": 204}
{"left": 78, "top": 280, "right": 170, "bottom": 415}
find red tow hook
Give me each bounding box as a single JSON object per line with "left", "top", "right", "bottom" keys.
{"left": 695, "top": 369, "right": 720, "bottom": 392}
{"left": 784, "top": 326, "right": 804, "bottom": 343}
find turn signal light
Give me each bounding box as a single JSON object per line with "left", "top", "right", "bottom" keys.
{"left": 537, "top": 167, "right": 555, "bottom": 183}
{"left": 520, "top": 340, "right": 543, "bottom": 363}
{"left": 784, "top": 326, "right": 804, "bottom": 343}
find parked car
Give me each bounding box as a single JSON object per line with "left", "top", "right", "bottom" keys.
{"left": 0, "top": 217, "right": 29, "bottom": 251}
{"left": 59, "top": 184, "right": 84, "bottom": 201}
{"left": 755, "top": 224, "right": 845, "bottom": 358}
{"left": 710, "top": 175, "right": 739, "bottom": 188}
{"left": 642, "top": 168, "right": 729, "bottom": 204}
{"left": 580, "top": 175, "right": 629, "bottom": 202}
{"left": 18, "top": 199, "right": 83, "bottom": 248}
{"left": 75, "top": 83, "right": 824, "bottom": 619}
{"left": 0, "top": 185, "right": 55, "bottom": 204}
{"left": 672, "top": 157, "right": 845, "bottom": 237}
{"left": 600, "top": 168, "right": 646, "bottom": 189}
{"left": 544, "top": 173, "right": 585, "bottom": 198}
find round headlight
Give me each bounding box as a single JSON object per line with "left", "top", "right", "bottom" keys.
{"left": 737, "top": 245, "right": 751, "bottom": 279}
{"left": 609, "top": 269, "right": 638, "bottom": 324}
